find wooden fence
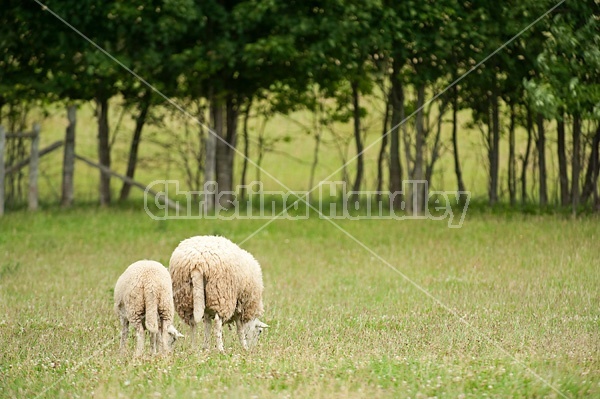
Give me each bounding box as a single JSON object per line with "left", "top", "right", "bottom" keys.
{"left": 0, "top": 124, "right": 65, "bottom": 216}
{"left": 1, "top": 112, "right": 178, "bottom": 216}
{"left": 74, "top": 154, "right": 180, "bottom": 211}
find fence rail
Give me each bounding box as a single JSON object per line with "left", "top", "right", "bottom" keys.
{"left": 74, "top": 154, "right": 180, "bottom": 212}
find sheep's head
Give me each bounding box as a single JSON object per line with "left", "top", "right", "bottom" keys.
{"left": 167, "top": 325, "right": 185, "bottom": 348}
{"left": 244, "top": 319, "right": 269, "bottom": 348}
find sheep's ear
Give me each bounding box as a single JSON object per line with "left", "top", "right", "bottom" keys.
{"left": 256, "top": 321, "right": 269, "bottom": 329}
{"left": 168, "top": 325, "right": 184, "bottom": 338}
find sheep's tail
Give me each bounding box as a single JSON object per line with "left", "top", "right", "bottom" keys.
{"left": 144, "top": 288, "right": 159, "bottom": 333}
{"left": 191, "top": 268, "right": 205, "bottom": 325}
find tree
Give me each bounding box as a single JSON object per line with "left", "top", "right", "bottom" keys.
{"left": 525, "top": 0, "right": 600, "bottom": 211}
{"left": 310, "top": 1, "right": 384, "bottom": 204}
{"left": 170, "top": 0, "right": 312, "bottom": 209}
{"left": 0, "top": 1, "right": 67, "bottom": 206}
{"left": 382, "top": 0, "right": 458, "bottom": 214}
{"left": 114, "top": 0, "right": 199, "bottom": 201}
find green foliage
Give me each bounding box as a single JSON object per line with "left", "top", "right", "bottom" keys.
{"left": 523, "top": 79, "right": 559, "bottom": 116}
{"left": 384, "top": 0, "right": 459, "bottom": 85}
{"left": 525, "top": 0, "right": 600, "bottom": 119}
{"left": 1, "top": 0, "right": 599, "bottom": 209}
{"left": 2, "top": 0, "right": 596, "bottom": 120}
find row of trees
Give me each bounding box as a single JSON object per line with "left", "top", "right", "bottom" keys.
{"left": 1, "top": 0, "right": 599, "bottom": 213}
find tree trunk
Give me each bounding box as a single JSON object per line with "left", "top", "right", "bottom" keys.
{"left": 521, "top": 107, "right": 533, "bottom": 205}
{"left": 508, "top": 104, "right": 516, "bottom": 206}
{"left": 119, "top": 95, "right": 151, "bottom": 201}
{"left": 308, "top": 105, "right": 321, "bottom": 203}
{"left": 96, "top": 97, "right": 111, "bottom": 206}
{"left": 581, "top": 124, "right": 600, "bottom": 204}
{"left": 376, "top": 87, "right": 391, "bottom": 203}
{"left": 307, "top": 100, "right": 324, "bottom": 203}
{"left": 557, "top": 114, "right": 569, "bottom": 206}
{"left": 214, "top": 97, "right": 237, "bottom": 208}
{"left": 488, "top": 94, "right": 500, "bottom": 206}
{"left": 28, "top": 124, "right": 40, "bottom": 211}
{"left": 256, "top": 134, "right": 264, "bottom": 183}
{"left": 451, "top": 85, "right": 466, "bottom": 194}
{"left": 350, "top": 81, "right": 363, "bottom": 205}
{"left": 240, "top": 100, "right": 252, "bottom": 202}
{"left": 571, "top": 114, "right": 581, "bottom": 215}
{"left": 388, "top": 60, "right": 403, "bottom": 210}
{"left": 425, "top": 99, "right": 446, "bottom": 183}
{"left": 61, "top": 104, "right": 76, "bottom": 207}
{"left": 204, "top": 99, "right": 220, "bottom": 212}
{"left": 537, "top": 113, "right": 547, "bottom": 207}
{"left": 412, "top": 84, "right": 426, "bottom": 215}
{"left": 215, "top": 103, "right": 228, "bottom": 205}
{"left": 196, "top": 105, "right": 205, "bottom": 192}
{"left": 0, "top": 126, "right": 5, "bottom": 216}
{"left": 4, "top": 104, "right": 27, "bottom": 205}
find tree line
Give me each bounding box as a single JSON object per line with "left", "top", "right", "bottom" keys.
{"left": 1, "top": 0, "right": 599, "bottom": 213}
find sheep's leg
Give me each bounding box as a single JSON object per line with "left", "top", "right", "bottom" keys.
{"left": 191, "top": 322, "right": 197, "bottom": 346}
{"left": 160, "top": 320, "right": 170, "bottom": 353}
{"left": 203, "top": 317, "right": 212, "bottom": 350}
{"left": 190, "top": 269, "right": 205, "bottom": 328}
{"left": 150, "top": 331, "right": 158, "bottom": 355}
{"left": 214, "top": 314, "right": 224, "bottom": 352}
{"left": 235, "top": 317, "right": 248, "bottom": 350}
{"left": 134, "top": 324, "right": 145, "bottom": 357}
{"left": 119, "top": 316, "right": 129, "bottom": 353}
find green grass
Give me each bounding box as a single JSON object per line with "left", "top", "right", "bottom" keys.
{"left": 0, "top": 207, "right": 598, "bottom": 398}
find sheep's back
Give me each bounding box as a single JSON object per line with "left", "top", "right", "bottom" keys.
{"left": 169, "top": 236, "right": 264, "bottom": 322}
{"left": 114, "top": 260, "right": 174, "bottom": 324}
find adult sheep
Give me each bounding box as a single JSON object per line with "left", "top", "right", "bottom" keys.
{"left": 114, "top": 260, "right": 184, "bottom": 357}
{"left": 169, "top": 235, "right": 268, "bottom": 352}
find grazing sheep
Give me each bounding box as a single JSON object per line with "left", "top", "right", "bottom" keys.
{"left": 114, "top": 260, "right": 184, "bottom": 357}
{"left": 169, "top": 235, "right": 268, "bottom": 352}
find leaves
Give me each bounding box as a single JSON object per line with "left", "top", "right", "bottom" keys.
{"left": 525, "top": 0, "right": 600, "bottom": 119}
{"left": 0, "top": 0, "right": 597, "bottom": 130}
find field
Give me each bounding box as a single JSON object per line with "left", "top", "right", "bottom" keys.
{"left": 1, "top": 206, "right": 599, "bottom": 398}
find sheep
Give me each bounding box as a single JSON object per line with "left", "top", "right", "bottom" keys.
{"left": 169, "top": 235, "right": 268, "bottom": 352}
{"left": 114, "top": 260, "right": 184, "bottom": 357}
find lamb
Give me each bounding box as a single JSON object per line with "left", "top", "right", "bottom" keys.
{"left": 114, "top": 260, "right": 184, "bottom": 357}
{"left": 169, "top": 235, "right": 268, "bottom": 352}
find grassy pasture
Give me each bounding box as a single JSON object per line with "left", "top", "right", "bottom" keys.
{"left": 0, "top": 207, "right": 598, "bottom": 398}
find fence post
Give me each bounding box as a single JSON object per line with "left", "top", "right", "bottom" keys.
{"left": 62, "top": 104, "right": 76, "bottom": 207}
{"left": 0, "top": 126, "right": 5, "bottom": 216}
{"left": 28, "top": 124, "right": 40, "bottom": 211}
